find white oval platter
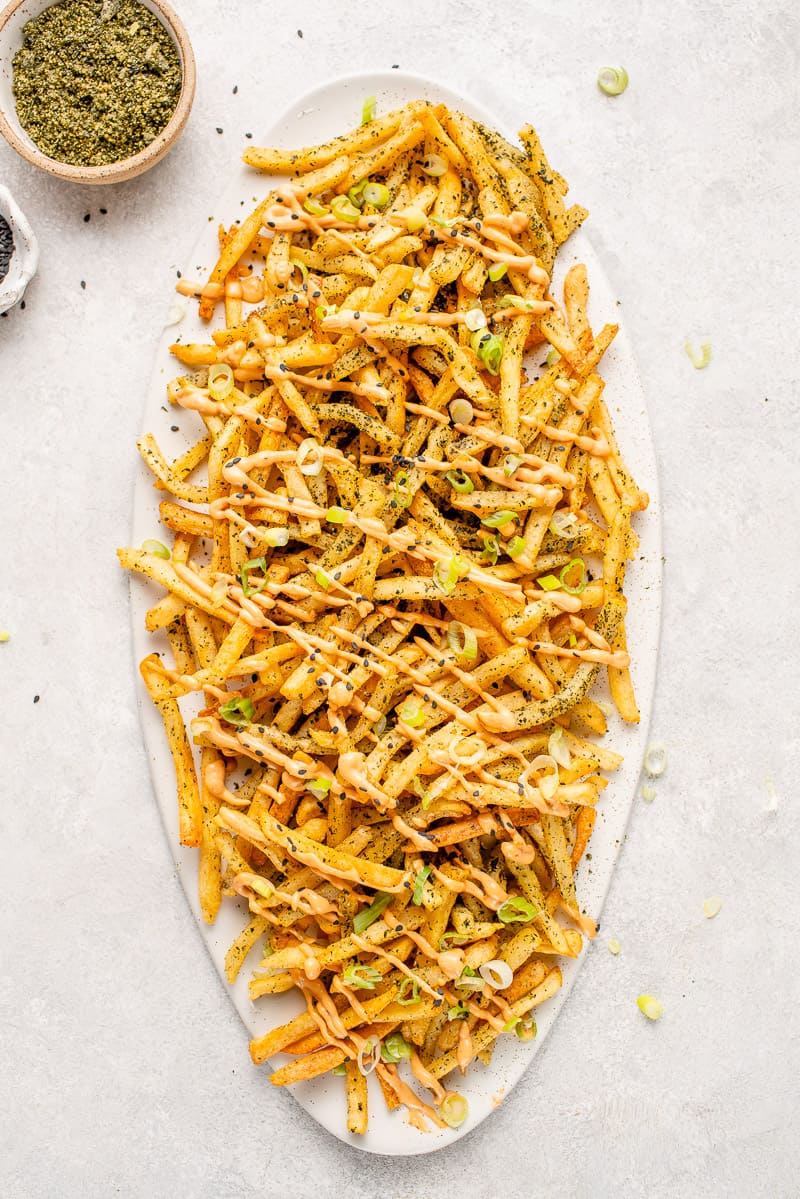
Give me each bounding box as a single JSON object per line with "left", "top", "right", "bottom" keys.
{"left": 128, "top": 70, "right": 662, "bottom": 1156}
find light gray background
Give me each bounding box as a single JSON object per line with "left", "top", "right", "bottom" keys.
{"left": 1, "top": 2, "right": 798, "bottom": 1196}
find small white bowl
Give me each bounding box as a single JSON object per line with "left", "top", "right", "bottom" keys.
{"left": 0, "top": 0, "right": 195, "bottom": 184}
{"left": 0, "top": 183, "right": 38, "bottom": 312}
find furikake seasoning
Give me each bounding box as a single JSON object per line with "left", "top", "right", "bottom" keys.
{"left": 0, "top": 217, "right": 13, "bottom": 283}
{"left": 12, "top": 0, "right": 182, "bottom": 167}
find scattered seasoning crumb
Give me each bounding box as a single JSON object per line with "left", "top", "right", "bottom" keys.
{"left": 703, "top": 897, "right": 722, "bottom": 919}
{"left": 100, "top": 207, "right": 107, "bottom": 215}
{"left": 606, "top": 938, "right": 621, "bottom": 955}
{"left": 80, "top": 280, "right": 86, "bottom": 289}
{"left": 83, "top": 213, "right": 90, "bottom": 223}
{"left": 232, "top": 84, "right": 238, "bottom": 94}
{"left": 170, "top": 424, "right": 179, "bottom": 432}
{"left": 0, "top": 215, "right": 14, "bottom": 283}
{"left": 216, "top": 127, "right": 223, "bottom": 134}
{"left": 33, "top": 694, "right": 40, "bottom": 703}
{"left": 19, "top": 300, "right": 26, "bottom": 310}
{"left": 297, "top": 29, "right": 303, "bottom": 37}
{"left": 245, "top": 132, "right": 252, "bottom": 139}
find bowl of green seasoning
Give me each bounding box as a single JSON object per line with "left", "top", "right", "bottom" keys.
{"left": 0, "top": 0, "right": 196, "bottom": 184}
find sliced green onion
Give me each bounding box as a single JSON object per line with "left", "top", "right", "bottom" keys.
{"left": 440, "top": 1092, "right": 468, "bottom": 1129}
{"left": 481, "top": 535, "right": 499, "bottom": 565}
{"left": 641, "top": 783, "right": 657, "bottom": 802}
{"left": 325, "top": 506, "right": 350, "bottom": 524}
{"left": 488, "top": 261, "right": 507, "bottom": 282}
{"left": 449, "top": 397, "right": 474, "bottom": 425}
{"left": 496, "top": 294, "right": 537, "bottom": 310}
{"left": 263, "top": 527, "right": 289, "bottom": 548}
{"left": 464, "top": 307, "right": 487, "bottom": 332}
{"left": 357, "top": 1036, "right": 381, "bottom": 1075}
{"left": 447, "top": 1003, "right": 469, "bottom": 1021}
{"left": 239, "top": 556, "right": 269, "bottom": 597}
{"left": 421, "top": 153, "right": 448, "bottom": 177}
{"left": 503, "top": 453, "right": 523, "bottom": 477}
{"left": 207, "top": 362, "right": 234, "bottom": 401}
{"left": 219, "top": 695, "right": 255, "bottom": 726}
{"left": 637, "top": 994, "right": 663, "bottom": 1021}
{"left": 703, "top": 897, "right": 722, "bottom": 919}
{"left": 296, "top": 437, "right": 324, "bottom": 476}
{"left": 306, "top": 777, "right": 331, "bottom": 799}
{"left": 331, "top": 1062, "right": 347, "bottom": 1075}
{"left": 685, "top": 340, "right": 711, "bottom": 369}
{"left": 479, "top": 959, "right": 513, "bottom": 989}
{"left": 303, "top": 196, "right": 328, "bottom": 217}
{"left": 559, "top": 558, "right": 587, "bottom": 594}
{"left": 506, "top": 536, "right": 526, "bottom": 559}
{"left": 433, "top": 554, "right": 465, "bottom": 595}
{"left": 470, "top": 328, "right": 491, "bottom": 353}
{"left": 455, "top": 966, "right": 485, "bottom": 993}
{"left": 537, "top": 573, "right": 561, "bottom": 591}
{"left": 480, "top": 510, "right": 516, "bottom": 529}
{"left": 361, "top": 95, "right": 376, "bottom": 125}
{"left": 289, "top": 256, "right": 308, "bottom": 282}
{"left": 548, "top": 726, "right": 572, "bottom": 768}
{"left": 315, "top": 567, "right": 330, "bottom": 590}
{"left": 544, "top": 349, "right": 560, "bottom": 366}
{"left": 142, "top": 538, "right": 170, "bottom": 559}
{"left": 515, "top": 1015, "right": 537, "bottom": 1041}
{"left": 429, "top": 215, "right": 455, "bottom": 228}
{"left": 381, "top": 1032, "right": 412, "bottom": 1062}
{"left": 404, "top": 206, "right": 427, "bottom": 233}
{"left": 447, "top": 621, "right": 478, "bottom": 664}
{"left": 331, "top": 194, "right": 361, "bottom": 223}
{"left": 607, "top": 938, "right": 622, "bottom": 955}
{"left": 473, "top": 331, "right": 503, "bottom": 375}
{"left": 393, "top": 469, "right": 413, "bottom": 508}
{"left": 342, "top": 962, "right": 382, "bottom": 990}
{"left": 396, "top": 976, "right": 421, "bottom": 1005}
{"left": 644, "top": 743, "right": 667, "bottom": 777}
{"left": 568, "top": 633, "right": 577, "bottom": 647}
{"left": 349, "top": 178, "right": 369, "bottom": 205}
{"left": 398, "top": 698, "right": 426, "bottom": 728}
{"left": 0, "top": 630, "right": 9, "bottom": 643}
{"left": 412, "top": 865, "right": 432, "bottom": 905}
{"left": 353, "top": 892, "right": 392, "bottom": 934}
{"left": 549, "top": 510, "right": 580, "bottom": 539}
{"left": 362, "top": 182, "right": 390, "bottom": 208}
{"left": 597, "top": 65, "right": 629, "bottom": 96}
{"left": 444, "top": 469, "right": 474, "bottom": 494}
{"left": 440, "top": 931, "right": 469, "bottom": 948}
{"left": 497, "top": 896, "right": 539, "bottom": 924}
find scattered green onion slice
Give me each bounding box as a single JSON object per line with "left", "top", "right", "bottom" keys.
{"left": 381, "top": 1032, "right": 412, "bottom": 1062}
{"left": 207, "top": 362, "right": 234, "bottom": 401}
{"left": 481, "top": 535, "right": 500, "bottom": 565}
{"left": 263, "top": 527, "right": 289, "bottom": 548}
{"left": 637, "top": 994, "right": 663, "bottom": 1021}
{"left": 469, "top": 328, "right": 491, "bottom": 353}
{"left": 393, "top": 469, "right": 413, "bottom": 508}
{"left": 433, "top": 554, "right": 465, "bottom": 595}
{"left": 362, "top": 182, "right": 390, "bottom": 208}
{"left": 488, "top": 261, "right": 507, "bottom": 282}
{"left": 239, "top": 556, "right": 269, "bottom": 597}
{"left": 464, "top": 307, "right": 487, "bottom": 332}
{"left": 449, "top": 397, "right": 474, "bottom": 425}
{"left": 503, "top": 453, "right": 523, "bottom": 477}
{"left": 429, "top": 215, "right": 455, "bottom": 228}
{"left": 396, "top": 976, "right": 421, "bottom": 1005}
{"left": 569, "top": 633, "right": 578, "bottom": 647}
{"left": 142, "top": 538, "right": 170, "bottom": 559}
{"left": 0, "top": 630, "right": 9, "bottom": 643}
{"left": 326, "top": 506, "right": 350, "bottom": 524}
{"left": 597, "top": 65, "right": 629, "bottom": 96}
{"left": 607, "top": 938, "right": 622, "bottom": 955}
{"left": 641, "top": 783, "right": 656, "bottom": 802}
{"left": 353, "top": 892, "right": 392, "bottom": 934}
{"left": 559, "top": 557, "right": 587, "bottom": 594}
{"left": 644, "top": 743, "right": 667, "bottom": 777}
{"left": 421, "top": 153, "right": 448, "bottom": 177}
{"left": 544, "top": 349, "right": 560, "bottom": 366}
{"left": 315, "top": 567, "right": 330, "bottom": 590}
{"left": 474, "top": 331, "right": 503, "bottom": 374}
{"left": 412, "top": 865, "right": 432, "bottom": 905}
{"left": 537, "top": 573, "right": 561, "bottom": 591}
{"left": 219, "top": 695, "right": 255, "bottom": 726}
{"left": 447, "top": 1003, "right": 469, "bottom": 1021}
{"left": 497, "top": 294, "right": 535, "bottom": 310}
{"left": 514, "top": 1015, "right": 537, "bottom": 1041}
{"left": 455, "top": 966, "right": 485, "bottom": 993}
{"left": 331, "top": 194, "right": 361, "bottom": 223}
{"left": 303, "top": 196, "right": 329, "bottom": 217}
{"left": 404, "top": 206, "right": 427, "bottom": 233}
{"left": 506, "top": 536, "right": 526, "bottom": 559}
{"left": 306, "top": 777, "right": 331, "bottom": 799}
{"left": 497, "top": 896, "right": 539, "bottom": 924}
{"left": 548, "top": 726, "right": 572, "bottom": 768}
{"left": 347, "top": 179, "right": 368, "bottom": 209}
{"left": 331, "top": 1062, "right": 347, "bottom": 1075}
{"left": 444, "top": 469, "right": 474, "bottom": 494}
{"left": 356, "top": 1036, "right": 381, "bottom": 1075}
{"left": 289, "top": 256, "right": 308, "bottom": 282}
{"left": 361, "top": 94, "right": 376, "bottom": 124}
{"left": 440, "top": 1092, "right": 468, "bottom": 1129}
{"left": 685, "top": 339, "right": 711, "bottom": 369}
{"left": 703, "top": 897, "right": 722, "bottom": 919}
{"left": 549, "top": 510, "right": 580, "bottom": 539}
{"left": 342, "top": 963, "right": 382, "bottom": 990}
{"left": 481, "top": 510, "right": 516, "bottom": 529}
{"left": 447, "top": 621, "right": 478, "bottom": 664}
{"left": 440, "top": 931, "right": 469, "bottom": 948}
{"left": 297, "top": 437, "right": 324, "bottom": 476}
{"left": 398, "top": 698, "right": 426, "bottom": 728}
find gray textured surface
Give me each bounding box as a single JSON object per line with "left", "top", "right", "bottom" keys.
{"left": 1, "top": 2, "right": 799, "bottom": 1196}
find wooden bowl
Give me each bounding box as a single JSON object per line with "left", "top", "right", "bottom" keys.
{"left": 0, "top": 0, "right": 196, "bottom": 184}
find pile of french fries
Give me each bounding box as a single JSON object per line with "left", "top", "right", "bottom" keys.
{"left": 118, "top": 98, "right": 648, "bottom": 1135}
